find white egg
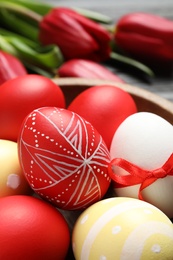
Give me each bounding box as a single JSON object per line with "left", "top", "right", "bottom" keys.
{"left": 109, "top": 112, "right": 173, "bottom": 218}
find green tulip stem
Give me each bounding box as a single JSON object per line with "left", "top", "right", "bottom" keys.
{"left": 0, "top": 1, "right": 42, "bottom": 22}
{"left": 110, "top": 52, "right": 155, "bottom": 78}
{"left": 0, "top": 0, "right": 53, "bottom": 15}
{"left": 73, "top": 7, "right": 112, "bottom": 24}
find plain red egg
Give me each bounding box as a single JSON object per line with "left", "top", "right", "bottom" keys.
{"left": 0, "top": 74, "right": 65, "bottom": 141}
{"left": 68, "top": 85, "right": 137, "bottom": 149}
{"left": 0, "top": 195, "right": 70, "bottom": 260}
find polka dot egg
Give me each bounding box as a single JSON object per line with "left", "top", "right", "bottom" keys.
{"left": 0, "top": 139, "right": 31, "bottom": 197}
{"left": 18, "top": 107, "right": 111, "bottom": 210}
{"left": 72, "top": 197, "right": 173, "bottom": 260}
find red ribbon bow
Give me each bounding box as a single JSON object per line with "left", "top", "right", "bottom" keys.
{"left": 108, "top": 153, "right": 173, "bottom": 200}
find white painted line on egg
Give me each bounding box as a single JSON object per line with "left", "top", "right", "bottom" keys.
{"left": 80, "top": 200, "right": 158, "bottom": 260}
{"left": 120, "top": 221, "right": 173, "bottom": 259}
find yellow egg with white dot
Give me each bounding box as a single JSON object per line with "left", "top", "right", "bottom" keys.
{"left": 72, "top": 197, "right": 173, "bottom": 260}
{"left": 0, "top": 139, "right": 31, "bottom": 197}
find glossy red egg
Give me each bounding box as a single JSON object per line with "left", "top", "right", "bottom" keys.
{"left": 0, "top": 195, "right": 70, "bottom": 260}
{"left": 0, "top": 74, "right": 65, "bottom": 141}
{"left": 18, "top": 107, "right": 111, "bottom": 210}
{"left": 68, "top": 85, "right": 137, "bottom": 149}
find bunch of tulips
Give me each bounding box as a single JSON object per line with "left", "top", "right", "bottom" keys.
{"left": 0, "top": 0, "right": 173, "bottom": 84}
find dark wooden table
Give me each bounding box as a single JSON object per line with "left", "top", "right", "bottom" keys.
{"left": 43, "top": 0, "right": 173, "bottom": 103}
{"left": 41, "top": 1, "right": 173, "bottom": 259}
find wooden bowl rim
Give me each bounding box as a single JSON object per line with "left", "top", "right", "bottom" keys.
{"left": 53, "top": 77, "right": 173, "bottom": 114}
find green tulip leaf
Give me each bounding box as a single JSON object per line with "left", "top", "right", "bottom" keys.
{"left": 0, "top": 8, "right": 39, "bottom": 41}
{"left": 110, "top": 52, "right": 155, "bottom": 78}
{"left": 0, "top": 34, "right": 18, "bottom": 55}
{"left": 0, "top": 29, "right": 64, "bottom": 70}
{"left": 23, "top": 62, "right": 55, "bottom": 78}
{"left": 0, "top": 0, "right": 52, "bottom": 15}
{"left": 73, "top": 7, "right": 112, "bottom": 24}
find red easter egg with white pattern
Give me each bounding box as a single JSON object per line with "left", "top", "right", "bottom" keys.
{"left": 18, "top": 107, "right": 111, "bottom": 210}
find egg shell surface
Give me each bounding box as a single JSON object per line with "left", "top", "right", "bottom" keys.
{"left": 72, "top": 197, "right": 173, "bottom": 260}
{"left": 110, "top": 112, "right": 173, "bottom": 218}
{"left": 68, "top": 85, "right": 137, "bottom": 149}
{"left": 0, "top": 74, "right": 65, "bottom": 141}
{"left": 18, "top": 107, "right": 111, "bottom": 210}
{"left": 0, "top": 139, "right": 31, "bottom": 196}
{"left": 0, "top": 195, "right": 70, "bottom": 260}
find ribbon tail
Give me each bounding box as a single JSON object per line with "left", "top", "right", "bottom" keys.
{"left": 138, "top": 177, "right": 157, "bottom": 200}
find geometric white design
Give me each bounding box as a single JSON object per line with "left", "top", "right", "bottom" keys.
{"left": 18, "top": 107, "right": 111, "bottom": 210}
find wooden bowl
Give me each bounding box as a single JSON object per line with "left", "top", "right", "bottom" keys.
{"left": 52, "top": 78, "right": 173, "bottom": 259}
{"left": 53, "top": 78, "right": 173, "bottom": 124}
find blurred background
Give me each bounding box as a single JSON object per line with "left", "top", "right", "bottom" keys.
{"left": 41, "top": 0, "right": 173, "bottom": 101}
{"left": 43, "top": 0, "right": 173, "bottom": 21}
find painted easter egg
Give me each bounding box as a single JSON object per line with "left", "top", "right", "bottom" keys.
{"left": 72, "top": 197, "right": 173, "bottom": 260}
{"left": 0, "top": 139, "right": 31, "bottom": 197}
{"left": 109, "top": 112, "right": 173, "bottom": 218}
{"left": 18, "top": 107, "right": 111, "bottom": 210}
{"left": 0, "top": 195, "right": 70, "bottom": 260}
{"left": 68, "top": 85, "right": 137, "bottom": 149}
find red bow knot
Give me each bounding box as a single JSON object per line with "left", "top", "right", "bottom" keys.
{"left": 108, "top": 153, "right": 173, "bottom": 200}
{"left": 152, "top": 167, "right": 167, "bottom": 179}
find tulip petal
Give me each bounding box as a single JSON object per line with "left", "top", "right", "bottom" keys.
{"left": 65, "top": 8, "right": 111, "bottom": 60}
{"left": 58, "top": 59, "right": 124, "bottom": 82}
{"left": 39, "top": 7, "right": 111, "bottom": 62}
{"left": 39, "top": 8, "right": 99, "bottom": 60}
{"left": 115, "top": 32, "right": 165, "bottom": 60}
{"left": 0, "top": 51, "right": 27, "bottom": 84}
{"left": 115, "top": 12, "right": 173, "bottom": 61}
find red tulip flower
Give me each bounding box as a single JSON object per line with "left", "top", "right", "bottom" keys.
{"left": 58, "top": 59, "right": 125, "bottom": 82}
{"left": 0, "top": 51, "right": 27, "bottom": 85}
{"left": 39, "top": 7, "right": 112, "bottom": 62}
{"left": 114, "top": 12, "right": 173, "bottom": 62}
